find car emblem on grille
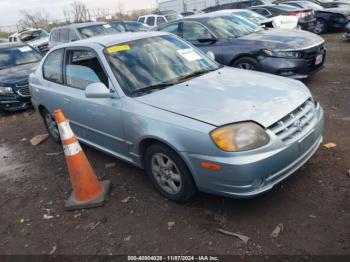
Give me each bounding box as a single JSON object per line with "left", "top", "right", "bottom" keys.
{"left": 293, "top": 119, "right": 303, "bottom": 131}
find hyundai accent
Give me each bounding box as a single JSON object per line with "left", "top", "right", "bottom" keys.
{"left": 29, "top": 32, "right": 324, "bottom": 202}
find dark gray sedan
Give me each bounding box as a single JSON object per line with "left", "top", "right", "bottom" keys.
{"left": 157, "top": 12, "right": 326, "bottom": 79}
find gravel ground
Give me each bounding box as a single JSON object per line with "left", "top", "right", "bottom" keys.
{"left": 0, "top": 33, "right": 349, "bottom": 257}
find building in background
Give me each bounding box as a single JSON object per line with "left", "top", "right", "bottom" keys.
{"left": 158, "top": 0, "right": 240, "bottom": 13}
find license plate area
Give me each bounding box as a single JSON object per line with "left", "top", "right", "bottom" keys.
{"left": 298, "top": 130, "right": 316, "bottom": 153}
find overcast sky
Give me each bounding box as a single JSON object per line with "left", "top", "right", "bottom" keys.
{"left": 0, "top": 0, "right": 157, "bottom": 26}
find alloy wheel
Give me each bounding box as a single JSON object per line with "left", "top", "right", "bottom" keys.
{"left": 151, "top": 153, "right": 182, "bottom": 195}
{"left": 314, "top": 20, "right": 325, "bottom": 34}
{"left": 237, "top": 62, "right": 255, "bottom": 70}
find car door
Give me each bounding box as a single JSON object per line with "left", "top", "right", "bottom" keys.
{"left": 60, "top": 47, "right": 127, "bottom": 157}
{"left": 179, "top": 21, "right": 223, "bottom": 63}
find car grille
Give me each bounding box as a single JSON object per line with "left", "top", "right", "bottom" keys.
{"left": 16, "top": 81, "right": 31, "bottom": 97}
{"left": 269, "top": 100, "right": 316, "bottom": 143}
{"left": 303, "top": 44, "right": 326, "bottom": 72}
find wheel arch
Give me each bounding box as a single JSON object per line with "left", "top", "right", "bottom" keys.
{"left": 230, "top": 54, "right": 259, "bottom": 67}
{"left": 137, "top": 136, "right": 198, "bottom": 185}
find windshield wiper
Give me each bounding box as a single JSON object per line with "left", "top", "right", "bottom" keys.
{"left": 130, "top": 82, "right": 175, "bottom": 97}
{"left": 171, "top": 68, "right": 220, "bottom": 84}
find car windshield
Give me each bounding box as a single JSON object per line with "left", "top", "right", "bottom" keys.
{"left": 105, "top": 35, "right": 220, "bottom": 96}
{"left": 275, "top": 4, "right": 302, "bottom": 11}
{"left": 0, "top": 46, "right": 42, "bottom": 69}
{"left": 19, "top": 30, "right": 49, "bottom": 42}
{"left": 297, "top": 1, "right": 325, "bottom": 10}
{"left": 206, "top": 16, "right": 260, "bottom": 38}
{"left": 125, "top": 22, "right": 150, "bottom": 32}
{"left": 234, "top": 10, "right": 267, "bottom": 23}
{"left": 78, "top": 24, "right": 118, "bottom": 39}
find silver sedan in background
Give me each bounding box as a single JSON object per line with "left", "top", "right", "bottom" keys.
{"left": 29, "top": 32, "right": 324, "bottom": 202}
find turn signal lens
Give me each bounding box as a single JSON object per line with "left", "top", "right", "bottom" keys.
{"left": 211, "top": 128, "right": 237, "bottom": 151}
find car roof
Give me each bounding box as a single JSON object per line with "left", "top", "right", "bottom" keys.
{"left": 210, "top": 9, "right": 255, "bottom": 14}
{"left": 51, "top": 31, "right": 169, "bottom": 49}
{"left": 52, "top": 22, "right": 106, "bottom": 30}
{"left": 182, "top": 12, "right": 237, "bottom": 20}
{"left": 139, "top": 14, "right": 164, "bottom": 17}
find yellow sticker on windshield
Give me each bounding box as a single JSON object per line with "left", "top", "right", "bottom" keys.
{"left": 107, "top": 45, "right": 130, "bottom": 53}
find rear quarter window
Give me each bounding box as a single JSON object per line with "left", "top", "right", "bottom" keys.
{"left": 43, "top": 49, "right": 64, "bottom": 84}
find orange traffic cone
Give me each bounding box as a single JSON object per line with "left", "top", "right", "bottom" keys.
{"left": 54, "top": 108, "right": 111, "bottom": 210}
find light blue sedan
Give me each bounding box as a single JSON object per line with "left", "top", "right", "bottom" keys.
{"left": 29, "top": 32, "right": 324, "bottom": 202}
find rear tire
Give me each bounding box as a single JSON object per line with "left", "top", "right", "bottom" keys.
{"left": 232, "top": 57, "right": 260, "bottom": 71}
{"left": 144, "top": 143, "right": 197, "bottom": 202}
{"left": 314, "top": 19, "right": 327, "bottom": 34}
{"left": 41, "top": 108, "right": 60, "bottom": 144}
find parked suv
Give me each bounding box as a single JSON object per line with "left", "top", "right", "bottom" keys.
{"left": 9, "top": 28, "right": 50, "bottom": 54}
{"left": 0, "top": 43, "right": 42, "bottom": 111}
{"left": 48, "top": 22, "right": 118, "bottom": 49}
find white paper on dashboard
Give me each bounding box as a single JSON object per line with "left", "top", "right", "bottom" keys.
{"left": 103, "top": 24, "right": 112, "bottom": 28}
{"left": 18, "top": 46, "right": 32, "bottom": 52}
{"left": 177, "top": 48, "right": 202, "bottom": 62}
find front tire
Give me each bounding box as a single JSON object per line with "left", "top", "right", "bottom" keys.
{"left": 41, "top": 108, "right": 60, "bottom": 144}
{"left": 144, "top": 143, "right": 197, "bottom": 202}
{"left": 232, "top": 57, "right": 260, "bottom": 71}
{"left": 314, "top": 19, "right": 327, "bottom": 34}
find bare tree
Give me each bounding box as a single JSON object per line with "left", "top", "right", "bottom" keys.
{"left": 17, "top": 9, "right": 50, "bottom": 30}
{"left": 62, "top": 7, "right": 71, "bottom": 23}
{"left": 70, "top": 0, "right": 91, "bottom": 23}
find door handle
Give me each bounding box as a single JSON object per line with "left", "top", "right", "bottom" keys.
{"left": 63, "top": 98, "right": 71, "bottom": 105}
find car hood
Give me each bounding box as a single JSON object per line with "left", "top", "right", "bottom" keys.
{"left": 238, "top": 29, "right": 324, "bottom": 50}
{"left": 27, "top": 37, "right": 49, "bottom": 47}
{"left": 135, "top": 67, "right": 311, "bottom": 128}
{"left": 0, "top": 63, "right": 38, "bottom": 84}
{"left": 320, "top": 7, "right": 350, "bottom": 16}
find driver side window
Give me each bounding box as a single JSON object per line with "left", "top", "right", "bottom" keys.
{"left": 182, "top": 21, "right": 211, "bottom": 41}
{"left": 65, "top": 49, "right": 109, "bottom": 90}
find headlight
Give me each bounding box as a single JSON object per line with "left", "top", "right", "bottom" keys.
{"left": 0, "top": 87, "right": 14, "bottom": 95}
{"left": 210, "top": 122, "right": 269, "bottom": 152}
{"left": 263, "top": 49, "right": 302, "bottom": 58}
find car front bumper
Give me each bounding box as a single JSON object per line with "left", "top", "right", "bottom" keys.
{"left": 182, "top": 105, "right": 324, "bottom": 198}
{"left": 0, "top": 97, "right": 32, "bottom": 111}
{"left": 258, "top": 49, "right": 326, "bottom": 79}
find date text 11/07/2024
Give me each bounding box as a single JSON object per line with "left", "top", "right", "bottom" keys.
{"left": 127, "top": 256, "right": 220, "bottom": 261}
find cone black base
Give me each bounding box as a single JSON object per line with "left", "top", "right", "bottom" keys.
{"left": 64, "top": 180, "right": 111, "bottom": 211}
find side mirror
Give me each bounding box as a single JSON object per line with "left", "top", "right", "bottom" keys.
{"left": 85, "top": 82, "right": 112, "bottom": 98}
{"left": 197, "top": 35, "right": 217, "bottom": 43}
{"left": 206, "top": 51, "right": 215, "bottom": 60}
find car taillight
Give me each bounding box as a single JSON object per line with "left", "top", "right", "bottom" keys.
{"left": 290, "top": 12, "right": 305, "bottom": 18}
